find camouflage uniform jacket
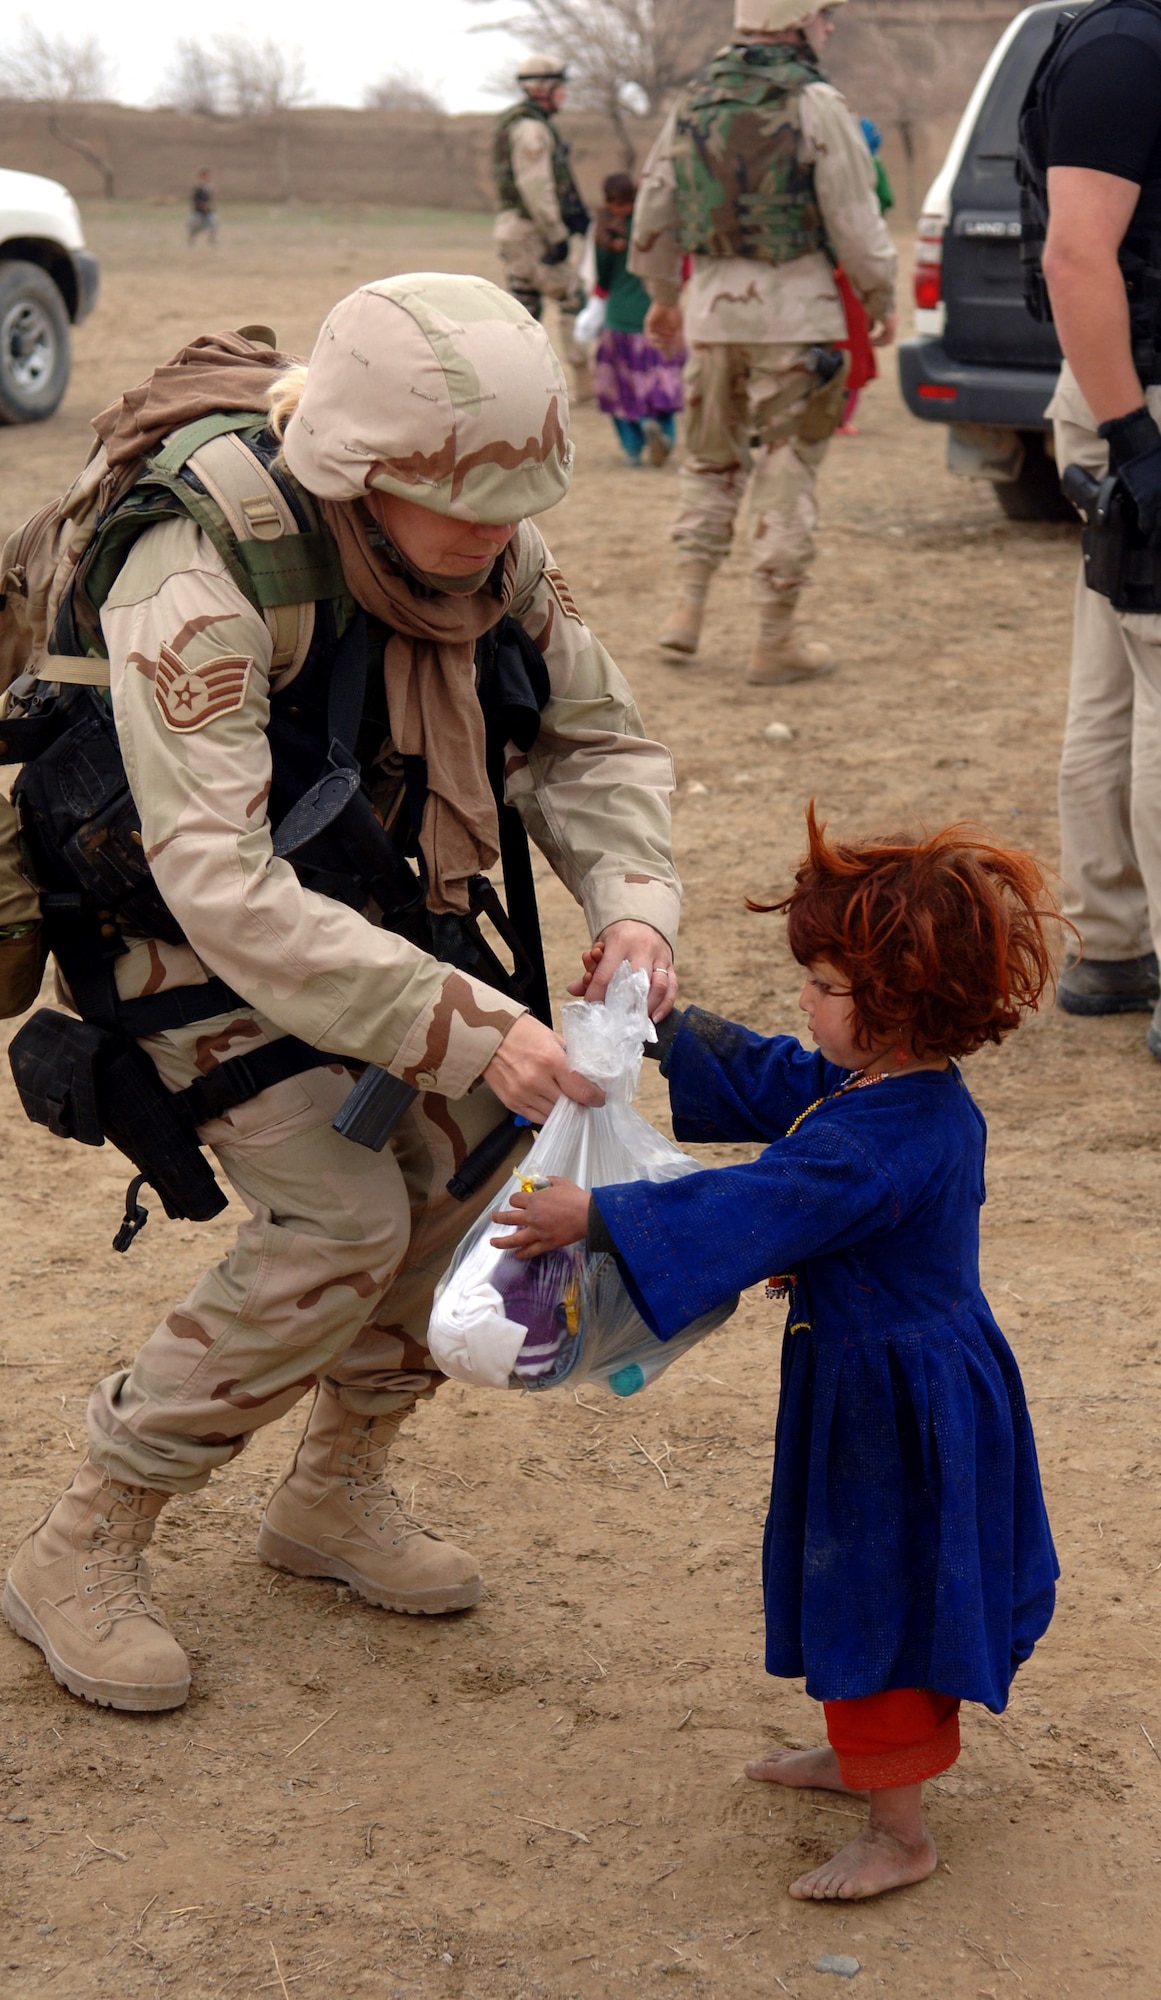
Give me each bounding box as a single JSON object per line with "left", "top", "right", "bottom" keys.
{"left": 100, "top": 516, "right": 680, "bottom": 1101}
{"left": 493, "top": 100, "right": 577, "bottom": 243}
{"left": 629, "top": 39, "right": 897, "bottom": 344}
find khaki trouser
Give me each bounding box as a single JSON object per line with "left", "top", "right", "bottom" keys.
{"left": 673, "top": 342, "right": 834, "bottom": 610}
{"left": 1051, "top": 368, "right": 1161, "bottom": 960}
{"left": 493, "top": 212, "right": 587, "bottom": 372}
{"left": 88, "top": 1027, "right": 529, "bottom": 1495}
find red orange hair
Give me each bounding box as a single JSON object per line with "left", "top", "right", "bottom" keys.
{"left": 756, "top": 804, "right": 1066, "bottom": 1060}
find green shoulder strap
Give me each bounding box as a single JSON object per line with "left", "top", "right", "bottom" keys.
{"left": 77, "top": 413, "right": 345, "bottom": 646}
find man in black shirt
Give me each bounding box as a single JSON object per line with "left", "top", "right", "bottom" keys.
{"left": 1022, "top": 0, "right": 1161, "bottom": 1047}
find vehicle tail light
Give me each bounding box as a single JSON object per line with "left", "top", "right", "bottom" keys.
{"left": 914, "top": 214, "right": 945, "bottom": 312}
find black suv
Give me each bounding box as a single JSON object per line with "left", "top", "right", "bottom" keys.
{"left": 898, "top": 2, "right": 1073, "bottom": 520}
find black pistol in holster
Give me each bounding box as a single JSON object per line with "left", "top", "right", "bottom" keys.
{"left": 1062, "top": 461, "right": 1161, "bottom": 613}
{"left": 9, "top": 1007, "right": 229, "bottom": 1251}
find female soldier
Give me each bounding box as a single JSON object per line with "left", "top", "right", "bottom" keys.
{"left": 3, "top": 274, "right": 679, "bottom": 1712}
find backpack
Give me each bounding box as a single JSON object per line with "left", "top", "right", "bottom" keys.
{"left": 0, "top": 407, "right": 347, "bottom": 1022}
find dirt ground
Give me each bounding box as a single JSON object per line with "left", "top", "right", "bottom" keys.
{"left": 2, "top": 204, "right": 1160, "bottom": 2000}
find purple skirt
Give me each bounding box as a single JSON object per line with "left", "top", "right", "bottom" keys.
{"left": 593, "top": 329, "right": 684, "bottom": 421}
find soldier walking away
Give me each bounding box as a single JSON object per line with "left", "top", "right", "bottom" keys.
{"left": 1, "top": 276, "right": 680, "bottom": 1712}
{"left": 1017, "top": 0, "right": 1161, "bottom": 1041}
{"left": 188, "top": 169, "right": 218, "bottom": 247}
{"left": 630, "top": 1, "right": 897, "bottom": 687}
{"left": 493, "top": 55, "right": 593, "bottom": 401}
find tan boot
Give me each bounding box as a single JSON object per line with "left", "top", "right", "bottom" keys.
{"left": 257, "top": 1389, "right": 482, "bottom": 1615}
{"left": 2, "top": 1460, "right": 189, "bottom": 1712}
{"left": 747, "top": 602, "right": 837, "bottom": 686}
{"left": 659, "top": 561, "right": 715, "bottom": 657}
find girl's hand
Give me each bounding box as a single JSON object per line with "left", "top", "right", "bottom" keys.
{"left": 567, "top": 938, "right": 606, "bottom": 999}
{"left": 490, "top": 1177, "right": 590, "bottom": 1259}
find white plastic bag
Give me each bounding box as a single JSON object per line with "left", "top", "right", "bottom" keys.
{"left": 573, "top": 292, "right": 607, "bottom": 344}
{"left": 428, "top": 961, "right": 737, "bottom": 1396}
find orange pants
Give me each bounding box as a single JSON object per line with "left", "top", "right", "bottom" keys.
{"left": 824, "top": 1688, "right": 961, "bottom": 1790}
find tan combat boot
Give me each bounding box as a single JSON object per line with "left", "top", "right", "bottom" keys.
{"left": 747, "top": 603, "right": 837, "bottom": 687}
{"left": 2, "top": 1460, "right": 189, "bottom": 1712}
{"left": 257, "top": 1388, "right": 482, "bottom": 1615}
{"left": 658, "top": 560, "right": 715, "bottom": 658}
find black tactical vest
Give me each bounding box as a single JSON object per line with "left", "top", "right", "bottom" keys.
{"left": 1017, "top": 0, "right": 1161, "bottom": 384}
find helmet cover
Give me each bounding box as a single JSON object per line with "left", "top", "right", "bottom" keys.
{"left": 281, "top": 274, "right": 573, "bottom": 524}
{"left": 734, "top": 0, "right": 846, "bottom": 32}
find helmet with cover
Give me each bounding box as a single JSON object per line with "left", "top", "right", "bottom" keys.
{"left": 734, "top": 0, "right": 846, "bottom": 30}
{"left": 517, "top": 52, "right": 568, "bottom": 86}
{"left": 280, "top": 273, "right": 573, "bottom": 525}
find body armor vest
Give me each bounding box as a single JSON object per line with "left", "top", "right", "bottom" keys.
{"left": 492, "top": 99, "right": 589, "bottom": 236}
{"left": 669, "top": 39, "right": 829, "bottom": 265}
{"left": 1018, "top": 0, "right": 1161, "bottom": 386}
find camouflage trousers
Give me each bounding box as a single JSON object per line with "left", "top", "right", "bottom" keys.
{"left": 87, "top": 1019, "right": 529, "bottom": 1495}
{"left": 672, "top": 341, "right": 837, "bottom": 609}
{"left": 493, "top": 212, "right": 587, "bottom": 372}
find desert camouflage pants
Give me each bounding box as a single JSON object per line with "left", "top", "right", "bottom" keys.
{"left": 88, "top": 1024, "right": 530, "bottom": 1494}
{"left": 493, "top": 211, "right": 588, "bottom": 373}
{"left": 673, "top": 342, "right": 835, "bottom": 609}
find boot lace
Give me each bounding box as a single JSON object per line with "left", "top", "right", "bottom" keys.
{"left": 81, "top": 1484, "right": 162, "bottom": 1633}
{"left": 338, "top": 1418, "right": 435, "bottom": 1545}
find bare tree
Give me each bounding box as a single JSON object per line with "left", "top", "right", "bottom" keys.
{"left": 213, "top": 35, "right": 310, "bottom": 118}
{"left": 0, "top": 20, "right": 112, "bottom": 102}
{"left": 471, "top": 0, "right": 733, "bottom": 163}
{"left": 828, "top": 6, "right": 1002, "bottom": 212}
{"left": 0, "top": 20, "right": 117, "bottom": 196}
{"left": 364, "top": 70, "right": 445, "bottom": 113}
{"left": 161, "top": 38, "right": 224, "bottom": 117}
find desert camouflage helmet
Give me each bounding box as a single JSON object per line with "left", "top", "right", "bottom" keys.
{"left": 734, "top": 0, "right": 846, "bottom": 30}
{"left": 517, "top": 52, "right": 568, "bottom": 85}
{"left": 281, "top": 273, "right": 573, "bottom": 525}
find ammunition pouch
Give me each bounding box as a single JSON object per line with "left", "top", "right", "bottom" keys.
{"left": 0, "top": 788, "right": 46, "bottom": 1018}
{"left": 9, "top": 1007, "right": 228, "bottom": 1226}
{"left": 1062, "top": 462, "right": 1161, "bottom": 612}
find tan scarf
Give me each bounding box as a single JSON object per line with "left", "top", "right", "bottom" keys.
{"left": 92, "top": 330, "right": 295, "bottom": 468}
{"left": 320, "top": 500, "right": 516, "bottom": 914}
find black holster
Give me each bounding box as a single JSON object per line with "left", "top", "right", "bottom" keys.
{"left": 1061, "top": 463, "right": 1161, "bottom": 613}
{"left": 9, "top": 1008, "right": 228, "bottom": 1223}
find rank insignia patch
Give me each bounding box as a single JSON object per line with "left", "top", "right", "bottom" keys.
{"left": 154, "top": 646, "right": 252, "bottom": 733}
{"left": 545, "top": 567, "right": 582, "bottom": 621}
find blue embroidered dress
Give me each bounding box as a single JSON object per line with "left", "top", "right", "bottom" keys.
{"left": 592, "top": 1010, "right": 1058, "bottom": 1713}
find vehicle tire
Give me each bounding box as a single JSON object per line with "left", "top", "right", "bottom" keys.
{"left": 0, "top": 261, "right": 71, "bottom": 425}
{"left": 993, "top": 432, "right": 1075, "bottom": 522}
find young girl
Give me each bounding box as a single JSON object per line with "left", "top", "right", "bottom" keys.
{"left": 588, "top": 172, "right": 685, "bottom": 467}
{"left": 493, "top": 810, "right": 1061, "bottom": 1902}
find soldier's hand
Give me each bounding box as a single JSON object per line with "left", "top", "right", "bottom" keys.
{"left": 645, "top": 302, "right": 684, "bottom": 358}
{"left": 569, "top": 922, "right": 678, "bottom": 1020}
{"left": 870, "top": 311, "right": 897, "bottom": 349}
{"left": 483, "top": 1014, "right": 604, "bottom": 1123}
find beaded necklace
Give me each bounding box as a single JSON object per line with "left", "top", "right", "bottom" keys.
{"left": 765, "top": 1068, "right": 889, "bottom": 1313}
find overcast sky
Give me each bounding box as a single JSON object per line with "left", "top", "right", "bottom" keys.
{"left": 4, "top": 2, "right": 527, "bottom": 112}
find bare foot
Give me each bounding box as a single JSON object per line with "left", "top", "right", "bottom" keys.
{"left": 744, "top": 1745, "right": 865, "bottom": 1796}
{"left": 788, "top": 1822, "right": 937, "bottom": 1901}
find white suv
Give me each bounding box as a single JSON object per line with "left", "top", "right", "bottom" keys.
{"left": 0, "top": 168, "right": 100, "bottom": 425}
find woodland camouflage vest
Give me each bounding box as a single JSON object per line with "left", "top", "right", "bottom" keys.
{"left": 492, "top": 99, "right": 583, "bottom": 227}
{"left": 670, "top": 40, "right": 828, "bottom": 264}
